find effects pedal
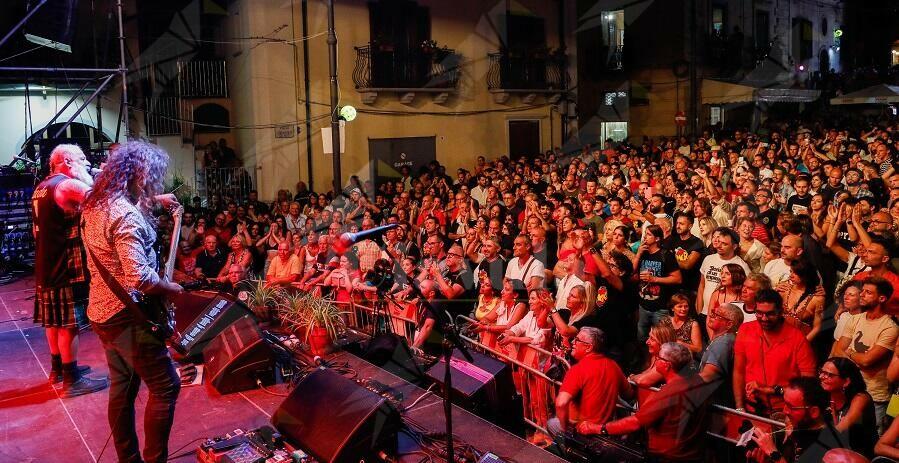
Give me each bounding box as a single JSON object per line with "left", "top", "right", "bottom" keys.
{"left": 197, "top": 426, "right": 293, "bottom": 463}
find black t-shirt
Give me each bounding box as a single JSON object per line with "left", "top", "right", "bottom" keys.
{"left": 636, "top": 248, "right": 679, "bottom": 312}
{"left": 663, "top": 234, "right": 704, "bottom": 292}
{"left": 787, "top": 194, "right": 812, "bottom": 215}
{"left": 758, "top": 208, "right": 779, "bottom": 232}
{"left": 196, "top": 249, "right": 228, "bottom": 278}
{"left": 590, "top": 278, "right": 638, "bottom": 351}
{"left": 443, "top": 266, "right": 476, "bottom": 317}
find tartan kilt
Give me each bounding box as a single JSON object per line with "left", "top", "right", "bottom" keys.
{"left": 34, "top": 283, "right": 88, "bottom": 329}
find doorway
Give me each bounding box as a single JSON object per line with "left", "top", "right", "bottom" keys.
{"left": 508, "top": 120, "right": 540, "bottom": 160}
{"left": 369, "top": 136, "right": 436, "bottom": 189}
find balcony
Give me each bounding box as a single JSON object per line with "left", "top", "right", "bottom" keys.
{"left": 176, "top": 60, "right": 228, "bottom": 98}
{"left": 607, "top": 44, "right": 623, "bottom": 71}
{"left": 353, "top": 41, "right": 462, "bottom": 104}
{"left": 486, "top": 48, "right": 567, "bottom": 104}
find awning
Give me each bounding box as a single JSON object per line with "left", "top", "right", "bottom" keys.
{"left": 701, "top": 79, "right": 754, "bottom": 104}
{"left": 702, "top": 79, "right": 821, "bottom": 104}
{"left": 830, "top": 84, "right": 899, "bottom": 105}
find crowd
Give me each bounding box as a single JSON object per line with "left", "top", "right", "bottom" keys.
{"left": 163, "top": 117, "right": 899, "bottom": 462}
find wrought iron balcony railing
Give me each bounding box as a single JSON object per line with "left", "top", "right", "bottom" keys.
{"left": 353, "top": 42, "right": 461, "bottom": 90}
{"left": 486, "top": 48, "right": 567, "bottom": 91}
{"left": 608, "top": 44, "right": 624, "bottom": 71}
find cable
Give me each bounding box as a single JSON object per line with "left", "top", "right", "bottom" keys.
{"left": 257, "top": 379, "right": 289, "bottom": 397}
{"left": 0, "top": 316, "right": 29, "bottom": 324}
{"left": 0, "top": 45, "right": 43, "bottom": 64}
{"left": 128, "top": 30, "right": 328, "bottom": 46}
{"left": 402, "top": 383, "right": 436, "bottom": 413}
{"left": 166, "top": 436, "right": 207, "bottom": 461}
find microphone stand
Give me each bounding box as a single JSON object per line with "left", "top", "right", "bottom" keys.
{"left": 381, "top": 252, "right": 473, "bottom": 463}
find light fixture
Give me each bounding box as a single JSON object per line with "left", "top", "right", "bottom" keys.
{"left": 339, "top": 105, "right": 357, "bottom": 122}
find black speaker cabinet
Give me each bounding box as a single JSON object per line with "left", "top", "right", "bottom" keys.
{"left": 173, "top": 291, "right": 253, "bottom": 361}
{"left": 425, "top": 348, "right": 520, "bottom": 426}
{"left": 203, "top": 316, "right": 273, "bottom": 395}
{"left": 361, "top": 333, "right": 426, "bottom": 384}
{"left": 272, "top": 368, "right": 400, "bottom": 463}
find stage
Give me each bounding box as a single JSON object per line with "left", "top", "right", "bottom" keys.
{"left": 0, "top": 276, "right": 565, "bottom": 462}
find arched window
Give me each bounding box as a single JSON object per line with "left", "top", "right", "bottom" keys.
{"left": 193, "top": 103, "right": 230, "bottom": 133}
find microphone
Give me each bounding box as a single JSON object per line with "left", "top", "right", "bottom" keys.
{"left": 10, "top": 154, "right": 36, "bottom": 165}
{"left": 89, "top": 167, "right": 103, "bottom": 176}
{"left": 333, "top": 223, "right": 398, "bottom": 255}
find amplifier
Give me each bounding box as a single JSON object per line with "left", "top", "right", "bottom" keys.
{"left": 173, "top": 291, "right": 253, "bottom": 360}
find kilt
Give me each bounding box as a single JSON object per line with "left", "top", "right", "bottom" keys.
{"left": 34, "top": 284, "right": 89, "bottom": 329}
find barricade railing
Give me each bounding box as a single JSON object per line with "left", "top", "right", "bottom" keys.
{"left": 455, "top": 314, "right": 568, "bottom": 434}
{"left": 310, "top": 296, "right": 785, "bottom": 447}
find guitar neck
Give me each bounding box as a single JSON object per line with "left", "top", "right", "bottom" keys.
{"left": 163, "top": 210, "right": 182, "bottom": 281}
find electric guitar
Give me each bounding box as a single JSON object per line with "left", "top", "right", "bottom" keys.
{"left": 133, "top": 205, "right": 183, "bottom": 340}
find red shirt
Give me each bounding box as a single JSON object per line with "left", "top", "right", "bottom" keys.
{"left": 560, "top": 353, "right": 628, "bottom": 425}
{"left": 733, "top": 321, "right": 816, "bottom": 408}
{"left": 635, "top": 374, "right": 712, "bottom": 461}
{"left": 853, "top": 270, "right": 899, "bottom": 315}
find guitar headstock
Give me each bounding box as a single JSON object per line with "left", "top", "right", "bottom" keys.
{"left": 170, "top": 205, "right": 184, "bottom": 219}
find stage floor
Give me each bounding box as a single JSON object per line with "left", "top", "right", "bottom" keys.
{"left": 0, "top": 276, "right": 564, "bottom": 463}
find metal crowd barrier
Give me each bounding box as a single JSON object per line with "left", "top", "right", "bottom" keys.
{"left": 314, "top": 295, "right": 786, "bottom": 448}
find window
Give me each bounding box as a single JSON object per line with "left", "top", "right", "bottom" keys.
{"left": 710, "top": 106, "right": 722, "bottom": 126}
{"left": 601, "top": 10, "right": 624, "bottom": 69}
{"left": 755, "top": 11, "right": 769, "bottom": 49}
{"left": 712, "top": 6, "right": 725, "bottom": 34}
{"left": 600, "top": 122, "right": 628, "bottom": 143}
{"left": 792, "top": 18, "right": 813, "bottom": 62}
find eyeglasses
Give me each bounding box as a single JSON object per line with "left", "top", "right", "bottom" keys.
{"left": 783, "top": 403, "right": 814, "bottom": 412}
{"left": 708, "top": 311, "right": 732, "bottom": 322}
{"left": 755, "top": 310, "right": 778, "bottom": 319}
{"left": 818, "top": 369, "right": 839, "bottom": 380}
{"left": 572, "top": 338, "right": 591, "bottom": 345}
{"left": 447, "top": 253, "right": 463, "bottom": 258}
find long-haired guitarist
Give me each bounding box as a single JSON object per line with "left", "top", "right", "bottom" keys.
{"left": 82, "top": 141, "right": 184, "bottom": 463}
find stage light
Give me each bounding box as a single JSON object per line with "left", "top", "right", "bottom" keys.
{"left": 798, "top": 65, "right": 806, "bottom": 71}
{"left": 339, "top": 105, "right": 357, "bottom": 122}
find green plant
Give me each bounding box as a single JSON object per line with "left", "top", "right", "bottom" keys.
{"left": 276, "top": 292, "right": 346, "bottom": 343}
{"left": 241, "top": 279, "right": 285, "bottom": 320}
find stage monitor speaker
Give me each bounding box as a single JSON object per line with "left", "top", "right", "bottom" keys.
{"left": 272, "top": 368, "right": 400, "bottom": 463}
{"left": 173, "top": 291, "right": 253, "bottom": 361}
{"left": 361, "top": 333, "right": 426, "bottom": 384}
{"left": 203, "top": 316, "right": 273, "bottom": 395}
{"left": 24, "top": 0, "right": 80, "bottom": 53}
{"left": 425, "top": 348, "right": 520, "bottom": 426}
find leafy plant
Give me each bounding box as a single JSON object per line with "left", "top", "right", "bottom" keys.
{"left": 276, "top": 292, "right": 346, "bottom": 343}
{"left": 241, "top": 279, "right": 285, "bottom": 320}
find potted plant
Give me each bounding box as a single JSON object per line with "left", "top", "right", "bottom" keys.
{"left": 240, "top": 279, "right": 284, "bottom": 323}
{"left": 299, "top": 294, "right": 346, "bottom": 355}
{"left": 276, "top": 292, "right": 346, "bottom": 355}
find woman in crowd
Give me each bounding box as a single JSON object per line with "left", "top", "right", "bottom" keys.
{"left": 737, "top": 217, "right": 766, "bottom": 273}
{"left": 832, "top": 281, "right": 865, "bottom": 343}
{"left": 708, "top": 263, "right": 746, "bottom": 313}
{"left": 604, "top": 225, "right": 636, "bottom": 262}
{"left": 698, "top": 216, "right": 719, "bottom": 250}
{"left": 820, "top": 358, "right": 877, "bottom": 457}
{"left": 257, "top": 218, "right": 289, "bottom": 258}
{"left": 216, "top": 234, "right": 253, "bottom": 281}
{"left": 629, "top": 319, "right": 677, "bottom": 388}
{"left": 779, "top": 257, "right": 825, "bottom": 341}
{"left": 475, "top": 278, "right": 528, "bottom": 349}
{"left": 323, "top": 253, "right": 361, "bottom": 305}
{"left": 666, "top": 293, "right": 703, "bottom": 355}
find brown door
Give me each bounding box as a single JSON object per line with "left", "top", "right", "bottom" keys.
{"left": 508, "top": 120, "right": 540, "bottom": 160}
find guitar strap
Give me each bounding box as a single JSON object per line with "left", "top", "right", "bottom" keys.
{"left": 84, "top": 242, "right": 158, "bottom": 330}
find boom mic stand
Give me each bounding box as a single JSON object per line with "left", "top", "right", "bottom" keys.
{"left": 381, "top": 254, "right": 474, "bottom": 463}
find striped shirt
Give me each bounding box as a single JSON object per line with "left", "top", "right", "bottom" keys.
{"left": 82, "top": 197, "right": 161, "bottom": 323}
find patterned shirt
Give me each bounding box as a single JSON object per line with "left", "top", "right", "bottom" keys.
{"left": 82, "top": 197, "right": 161, "bottom": 323}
